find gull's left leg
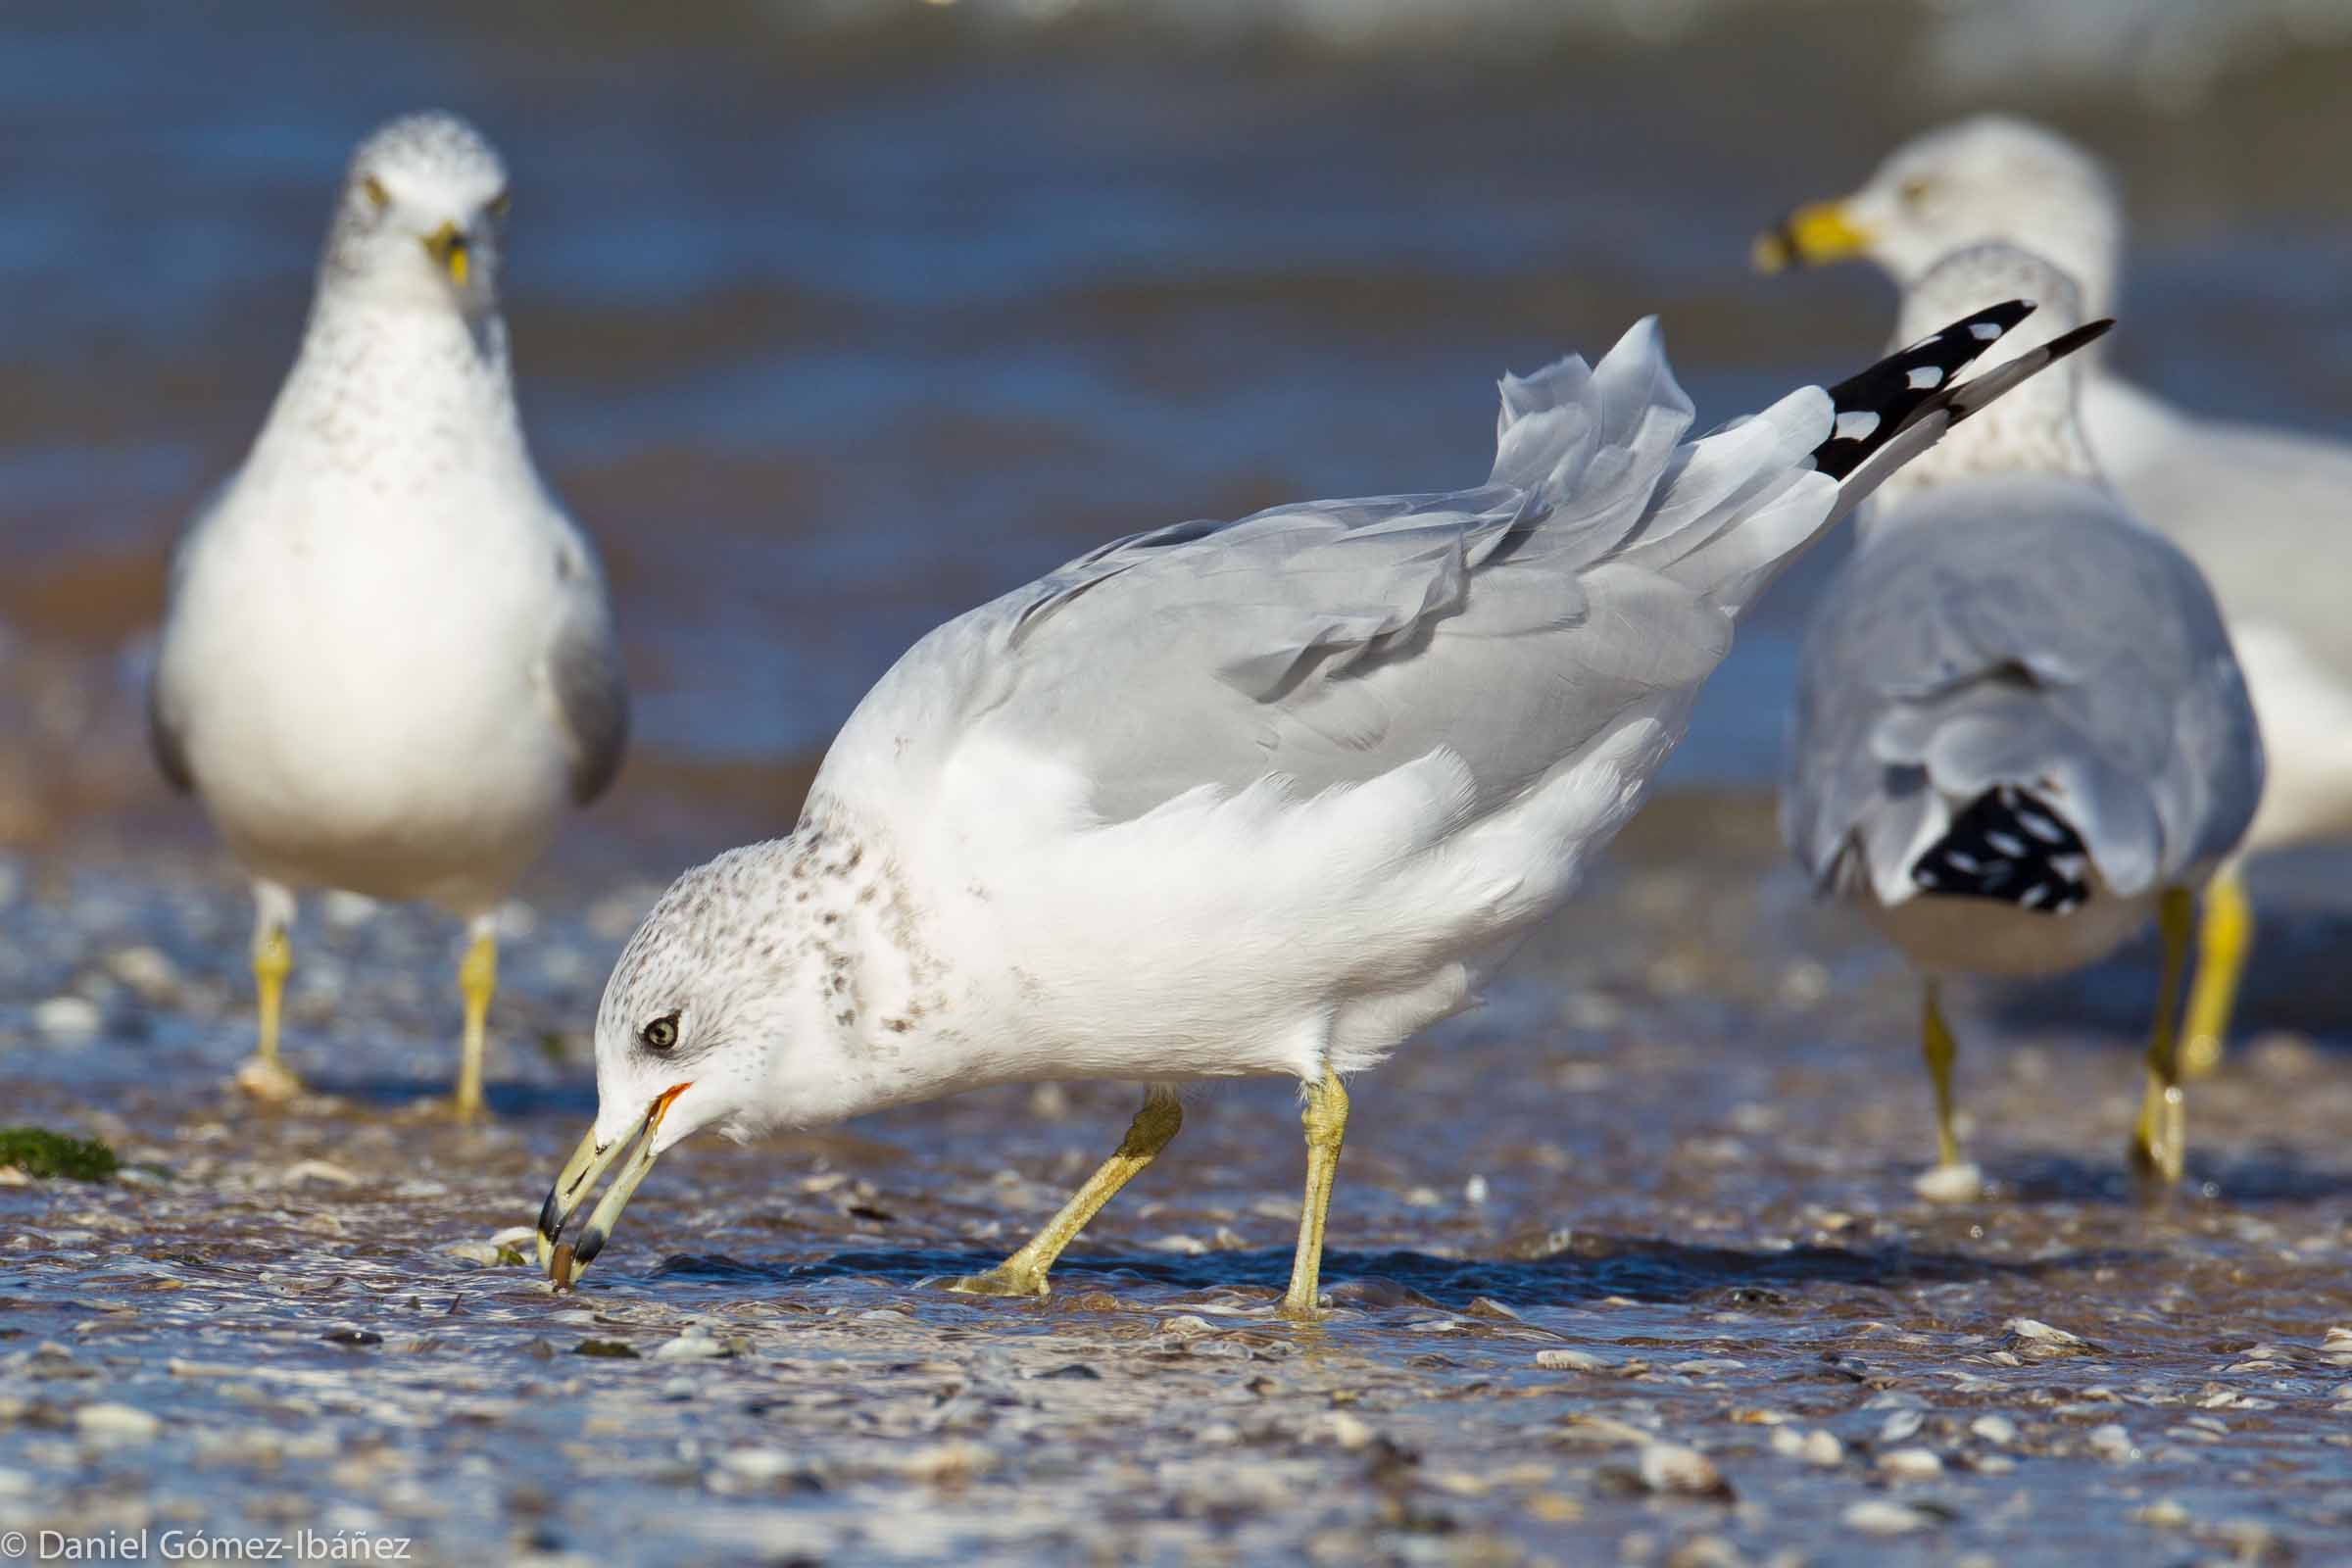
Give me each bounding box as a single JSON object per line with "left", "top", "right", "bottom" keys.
{"left": 2130, "top": 887, "right": 2196, "bottom": 1185}
{"left": 2180, "top": 862, "right": 2252, "bottom": 1082}
{"left": 453, "top": 912, "right": 498, "bottom": 1121}
{"left": 946, "top": 1086, "right": 1183, "bottom": 1298}
{"left": 1909, "top": 978, "right": 1985, "bottom": 1200}
{"left": 1921, "top": 978, "right": 1964, "bottom": 1171}
{"left": 1279, "top": 1069, "right": 1349, "bottom": 1322}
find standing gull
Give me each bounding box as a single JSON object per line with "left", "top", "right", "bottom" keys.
{"left": 149, "top": 112, "right": 628, "bottom": 1116}
{"left": 535, "top": 302, "right": 2102, "bottom": 1316}
{"left": 1754, "top": 113, "right": 2352, "bottom": 1083}
{"left": 1782, "top": 245, "right": 2261, "bottom": 1193}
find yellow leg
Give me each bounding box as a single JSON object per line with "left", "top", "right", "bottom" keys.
{"left": 2180, "top": 866, "right": 2252, "bottom": 1082}
{"left": 1279, "top": 1069, "right": 1350, "bottom": 1322}
{"left": 455, "top": 928, "right": 497, "bottom": 1120}
{"left": 946, "top": 1087, "right": 1183, "bottom": 1298}
{"left": 234, "top": 925, "right": 302, "bottom": 1102}
{"left": 1922, "top": 980, "right": 1964, "bottom": 1169}
{"left": 2130, "top": 888, "right": 2196, "bottom": 1185}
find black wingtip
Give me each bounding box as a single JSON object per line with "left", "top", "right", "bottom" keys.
{"left": 1810, "top": 299, "right": 2040, "bottom": 480}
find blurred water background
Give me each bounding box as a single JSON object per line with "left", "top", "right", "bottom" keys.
{"left": 4, "top": 0, "right": 2350, "bottom": 874}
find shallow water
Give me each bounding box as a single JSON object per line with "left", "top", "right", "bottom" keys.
{"left": 6, "top": 813, "right": 2352, "bottom": 1564}
{"left": 5, "top": 4, "right": 2352, "bottom": 1564}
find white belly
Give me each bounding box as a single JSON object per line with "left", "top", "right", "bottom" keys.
{"left": 160, "top": 485, "right": 568, "bottom": 911}
{"left": 1864, "top": 877, "right": 2156, "bottom": 980}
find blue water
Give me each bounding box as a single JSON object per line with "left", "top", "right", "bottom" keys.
{"left": 4, "top": 0, "right": 2349, "bottom": 808}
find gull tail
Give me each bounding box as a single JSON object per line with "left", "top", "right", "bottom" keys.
{"left": 1639, "top": 301, "right": 2112, "bottom": 617}
{"left": 1907, "top": 784, "right": 2093, "bottom": 915}
{"left": 1814, "top": 305, "right": 2116, "bottom": 511}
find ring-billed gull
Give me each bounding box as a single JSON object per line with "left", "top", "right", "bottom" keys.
{"left": 149, "top": 113, "right": 628, "bottom": 1116}
{"left": 1753, "top": 113, "right": 2352, "bottom": 1085}
{"left": 535, "top": 301, "right": 2101, "bottom": 1315}
{"left": 1783, "top": 244, "right": 2261, "bottom": 1194}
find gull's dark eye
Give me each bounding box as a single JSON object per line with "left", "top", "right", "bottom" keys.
{"left": 362, "top": 174, "right": 390, "bottom": 210}
{"left": 640, "top": 1012, "right": 680, "bottom": 1052}
{"left": 1899, "top": 175, "right": 1936, "bottom": 209}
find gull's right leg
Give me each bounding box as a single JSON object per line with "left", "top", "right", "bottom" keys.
{"left": 1279, "top": 1069, "right": 1350, "bottom": 1321}
{"left": 235, "top": 879, "right": 302, "bottom": 1102}
{"left": 946, "top": 1086, "right": 1183, "bottom": 1299}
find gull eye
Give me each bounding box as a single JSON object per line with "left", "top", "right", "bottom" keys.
{"left": 1898, "top": 175, "right": 1936, "bottom": 209}
{"left": 486, "top": 188, "right": 512, "bottom": 221}
{"left": 362, "top": 174, "right": 390, "bottom": 210}
{"left": 640, "top": 1012, "right": 681, "bottom": 1053}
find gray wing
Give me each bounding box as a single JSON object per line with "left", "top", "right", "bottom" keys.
{"left": 1782, "top": 473, "right": 2264, "bottom": 903}
{"left": 880, "top": 321, "right": 1836, "bottom": 823}
{"left": 545, "top": 530, "right": 629, "bottom": 806}
{"left": 830, "top": 308, "right": 2080, "bottom": 828}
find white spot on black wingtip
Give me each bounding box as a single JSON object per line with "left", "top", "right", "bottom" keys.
{"left": 1808, "top": 298, "right": 2039, "bottom": 480}
{"left": 1985, "top": 830, "right": 2027, "bottom": 857}
{"left": 2016, "top": 808, "right": 2068, "bottom": 844}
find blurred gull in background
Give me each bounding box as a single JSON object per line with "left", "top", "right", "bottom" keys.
{"left": 1755, "top": 113, "right": 2352, "bottom": 1096}
{"left": 148, "top": 112, "right": 629, "bottom": 1116}
{"left": 534, "top": 302, "right": 2101, "bottom": 1314}
{"left": 1781, "top": 244, "right": 2261, "bottom": 1195}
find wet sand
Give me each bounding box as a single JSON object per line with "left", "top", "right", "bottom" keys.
{"left": 6, "top": 815, "right": 2351, "bottom": 1565}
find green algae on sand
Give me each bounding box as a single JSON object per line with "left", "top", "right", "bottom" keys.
{"left": 0, "top": 1127, "right": 120, "bottom": 1182}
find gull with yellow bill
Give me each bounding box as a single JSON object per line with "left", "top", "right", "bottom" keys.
{"left": 1757, "top": 113, "right": 2352, "bottom": 1092}
{"left": 149, "top": 113, "right": 628, "bottom": 1116}
{"left": 538, "top": 300, "right": 2103, "bottom": 1314}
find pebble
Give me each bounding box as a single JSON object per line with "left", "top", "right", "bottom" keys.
{"left": 281, "top": 1159, "right": 363, "bottom": 1189}
{"left": 1842, "top": 1500, "right": 1935, "bottom": 1536}
{"left": 76, "top": 1403, "right": 161, "bottom": 1444}
{"left": 1878, "top": 1446, "right": 1942, "bottom": 1481}
{"left": 900, "top": 1441, "right": 996, "bottom": 1484}
{"left": 1879, "top": 1408, "right": 1924, "bottom": 1444}
{"left": 105, "top": 946, "right": 179, "bottom": 997}
{"left": 2087, "top": 1423, "right": 2137, "bottom": 1462}
{"left": 1912, "top": 1161, "right": 1984, "bottom": 1203}
{"left": 1636, "top": 1443, "right": 1731, "bottom": 1498}
{"left": 2133, "top": 1498, "right": 2190, "bottom": 1528}
{"left": 718, "top": 1447, "right": 799, "bottom": 1484}
{"left": 654, "top": 1332, "right": 730, "bottom": 1361}
{"left": 1970, "top": 1414, "right": 2018, "bottom": 1446}
{"left": 1536, "top": 1348, "right": 1604, "bottom": 1373}
{"left": 2004, "top": 1317, "right": 2091, "bottom": 1355}
{"left": 1315, "top": 1411, "right": 1377, "bottom": 1450}
{"left": 1769, "top": 1428, "right": 1842, "bottom": 1467}
{"left": 34, "top": 996, "right": 102, "bottom": 1042}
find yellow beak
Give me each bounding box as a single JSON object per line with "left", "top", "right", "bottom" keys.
{"left": 534, "top": 1082, "right": 691, "bottom": 1291}
{"left": 422, "top": 220, "right": 470, "bottom": 288}
{"left": 1752, "top": 199, "right": 1873, "bottom": 273}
